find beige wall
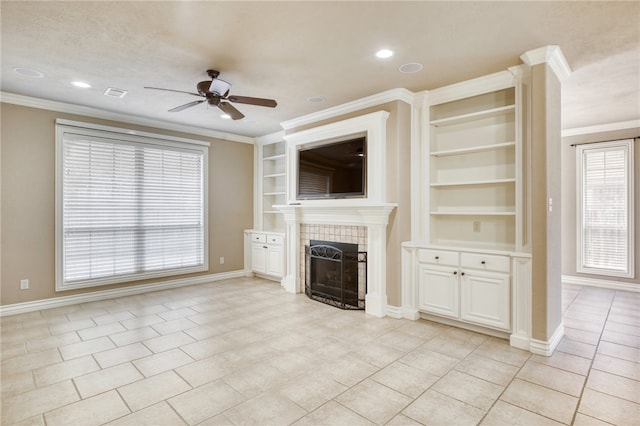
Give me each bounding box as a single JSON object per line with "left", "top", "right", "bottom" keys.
{"left": 561, "top": 128, "right": 639, "bottom": 285}
{"left": 530, "top": 64, "right": 563, "bottom": 341}
{"left": 1, "top": 103, "right": 254, "bottom": 306}
{"left": 286, "top": 101, "right": 413, "bottom": 307}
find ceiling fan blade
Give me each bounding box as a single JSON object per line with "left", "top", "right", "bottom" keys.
{"left": 144, "top": 86, "right": 202, "bottom": 97}
{"left": 226, "top": 95, "right": 277, "bottom": 108}
{"left": 168, "top": 100, "right": 205, "bottom": 112}
{"left": 217, "top": 101, "right": 245, "bottom": 120}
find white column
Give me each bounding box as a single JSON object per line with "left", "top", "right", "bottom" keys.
{"left": 280, "top": 207, "right": 301, "bottom": 293}
{"left": 365, "top": 222, "right": 388, "bottom": 317}
{"left": 401, "top": 243, "right": 420, "bottom": 320}
{"left": 510, "top": 254, "right": 532, "bottom": 350}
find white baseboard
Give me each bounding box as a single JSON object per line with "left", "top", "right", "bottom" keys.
{"left": 562, "top": 275, "right": 639, "bottom": 293}
{"left": 530, "top": 323, "right": 565, "bottom": 356}
{"left": 0, "top": 270, "right": 245, "bottom": 317}
{"left": 385, "top": 305, "right": 404, "bottom": 319}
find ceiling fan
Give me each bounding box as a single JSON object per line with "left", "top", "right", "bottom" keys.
{"left": 144, "top": 70, "right": 277, "bottom": 120}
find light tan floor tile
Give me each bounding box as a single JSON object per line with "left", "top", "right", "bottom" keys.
{"left": 351, "top": 341, "right": 406, "bottom": 368}
{"left": 293, "top": 400, "right": 374, "bottom": 426}
{"left": 395, "top": 320, "right": 449, "bottom": 340}
{"left": 377, "top": 330, "right": 426, "bottom": 352}
{"left": 110, "top": 326, "right": 160, "bottom": 346}
{"left": 400, "top": 346, "right": 459, "bottom": 376}
{"left": 66, "top": 308, "right": 110, "bottom": 321}
{"left": 597, "top": 340, "right": 640, "bottom": 362}
{"left": 1, "top": 370, "right": 36, "bottom": 397}
{"left": 222, "top": 360, "right": 289, "bottom": 398}
{"left": 1, "top": 325, "right": 51, "bottom": 344}
{"left": 151, "top": 317, "right": 198, "bottom": 335}
{"left": 180, "top": 335, "right": 235, "bottom": 360}
{"left": 48, "top": 318, "right": 96, "bottom": 335}
{"left": 481, "top": 400, "right": 563, "bottom": 425}
{"left": 601, "top": 328, "right": 640, "bottom": 348}
{"left": 25, "top": 331, "right": 81, "bottom": 353}
{"left": 432, "top": 369, "right": 504, "bottom": 410}
{"left": 278, "top": 371, "right": 348, "bottom": 411}
{"left": 33, "top": 355, "right": 100, "bottom": 387}
{"left": 604, "top": 321, "right": 640, "bottom": 337}
{"left": 500, "top": 378, "right": 578, "bottom": 424}
{"left": 183, "top": 322, "right": 230, "bottom": 341}
{"left": 586, "top": 369, "right": 640, "bottom": 403}
{"left": 372, "top": 360, "right": 439, "bottom": 398}
{"left": 316, "top": 355, "right": 379, "bottom": 387}
{"left": 517, "top": 360, "right": 586, "bottom": 397}
{"left": 572, "top": 412, "right": 616, "bottom": 426}
{"left": 402, "top": 389, "right": 485, "bottom": 425}
{"left": 592, "top": 353, "right": 640, "bottom": 380}
{"left": 92, "top": 310, "right": 136, "bottom": 325}
{"left": 107, "top": 401, "right": 187, "bottom": 426}
{"left": 77, "top": 322, "right": 127, "bottom": 340}
{"left": 224, "top": 392, "right": 307, "bottom": 426}
{"left": 9, "top": 414, "right": 46, "bottom": 426}
{"left": 74, "top": 362, "right": 143, "bottom": 398}
{"left": 0, "top": 341, "right": 26, "bottom": 360}
{"left": 386, "top": 413, "right": 423, "bottom": 426}
{"left": 529, "top": 351, "right": 593, "bottom": 375}
{"left": 336, "top": 378, "right": 413, "bottom": 424}
{"left": 564, "top": 327, "right": 602, "bottom": 345}
{"left": 473, "top": 338, "right": 531, "bottom": 367}
{"left": 143, "top": 331, "right": 197, "bottom": 354}
{"left": 556, "top": 337, "right": 597, "bottom": 359}
{"left": 423, "top": 334, "right": 481, "bottom": 359}
{"left": 608, "top": 312, "right": 640, "bottom": 326}
{"left": 455, "top": 353, "right": 519, "bottom": 386}
{"left": 133, "top": 347, "right": 194, "bottom": 377}
{"left": 168, "top": 379, "right": 244, "bottom": 425}
{"left": 93, "top": 342, "right": 152, "bottom": 368}
{"left": 59, "top": 336, "right": 115, "bottom": 360}
{"left": 174, "top": 352, "right": 238, "bottom": 388}
{"left": 43, "top": 390, "right": 130, "bottom": 426}
{"left": 118, "top": 370, "right": 191, "bottom": 412}
{"left": 121, "top": 313, "right": 165, "bottom": 330}
{"left": 126, "top": 305, "right": 169, "bottom": 317}
{"left": 578, "top": 388, "right": 640, "bottom": 425}
{"left": 1, "top": 347, "right": 62, "bottom": 374}
{"left": 0, "top": 380, "right": 79, "bottom": 424}
{"left": 157, "top": 307, "right": 198, "bottom": 321}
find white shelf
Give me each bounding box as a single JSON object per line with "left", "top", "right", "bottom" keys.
{"left": 430, "top": 211, "right": 516, "bottom": 216}
{"left": 431, "top": 142, "right": 515, "bottom": 157}
{"left": 263, "top": 154, "right": 286, "bottom": 161}
{"left": 264, "top": 210, "right": 281, "bottom": 214}
{"left": 430, "top": 104, "right": 515, "bottom": 127}
{"left": 264, "top": 192, "right": 286, "bottom": 196}
{"left": 431, "top": 178, "right": 515, "bottom": 187}
{"left": 264, "top": 172, "right": 286, "bottom": 179}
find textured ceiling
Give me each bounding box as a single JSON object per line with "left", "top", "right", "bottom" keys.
{"left": 1, "top": 1, "right": 638, "bottom": 138}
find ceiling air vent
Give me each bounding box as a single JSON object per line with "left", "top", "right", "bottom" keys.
{"left": 104, "top": 87, "right": 127, "bottom": 98}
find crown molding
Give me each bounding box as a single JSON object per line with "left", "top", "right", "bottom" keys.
{"left": 0, "top": 91, "right": 254, "bottom": 144}
{"left": 562, "top": 119, "right": 640, "bottom": 137}
{"left": 281, "top": 88, "right": 415, "bottom": 131}
{"left": 427, "top": 70, "right": 516, "bottom": 105}
{"left": 520, "top": 45, "right": 572, "bottom": 82}
{"left": 254, "top": 129, "right": 285, "bottom": 146}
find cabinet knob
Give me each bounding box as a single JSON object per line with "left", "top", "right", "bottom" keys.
{"left": 435, "top": 256, "right": 440, "bottom": 260}
{"left": 461, "top": 272, "right": 465, "bottom": 276}
{"left": 481, "top": 261, "right": 486, "bottom": 265}
{"left": 453, "top": 271, "right": 457, "bottom": 275}
{"left": 263, "top": 246, "right": 268, "bottom": 249}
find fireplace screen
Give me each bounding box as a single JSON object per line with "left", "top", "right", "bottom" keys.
{"left": 305, "top": 240, "right": 366, "bottom": 310}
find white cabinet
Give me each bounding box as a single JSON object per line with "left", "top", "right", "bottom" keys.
{"left": 417, "top": 248, "right": 511, "bottom": 331}
{"left": 247, "top": 231, "right": 284, "bottom": 279}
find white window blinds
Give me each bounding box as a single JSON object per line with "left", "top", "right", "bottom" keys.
{"left": 577, "top": 139, "right": 634, "bottom": 278}
{"left": 56, "top": 122, "right": 208, "bottom": 290}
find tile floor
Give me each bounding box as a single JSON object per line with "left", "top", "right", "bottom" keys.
{"left": 1, "top": 277, "right": 638, "bottom": 425}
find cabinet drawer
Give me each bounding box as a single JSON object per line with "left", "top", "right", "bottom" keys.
{"left": 418, "top": 249, "right": 458, "bottom": 266}
{"left": 251, "top": 233, "right": 267, "bottom": 244}
{"left": 461, "top": 253, "right": 510, "bottom": 273}
{"left": 267, "top": 234, "right": 284, "bottom": 246}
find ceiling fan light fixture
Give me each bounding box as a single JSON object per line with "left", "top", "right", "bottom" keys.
{"left": 209, "top": 78, "right": 232, "bottom": 96}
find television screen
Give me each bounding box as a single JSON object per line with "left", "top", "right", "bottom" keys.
{"left": 297, "top": 136, "right": 366, "bottom": 199}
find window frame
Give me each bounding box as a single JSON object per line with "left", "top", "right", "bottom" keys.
{"left": 576, "top": 139, "right": 634, "bottom": 278}
{"left": 55, "top": 119, "right": 209, "bottom": 291}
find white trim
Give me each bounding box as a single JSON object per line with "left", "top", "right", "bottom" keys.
{"left": 520, "top": 45, "right": 572, "bottom": 82}
{"left": 562, "top": 275, "right": 640, "bottom": 293}
{"left": 562, "top": 120, "right": 640, "bottom": 137}
{"left": 529, "top": 324, "right": 564, "bottom": 356}
{"left": 281, "top": 88, "right": 414, "bottom": 130}
{"left": 255, "top": 130, "right": 286, "bottom": 146}
{"left": 427, "top": 70, "right": 517, "bottom": 106}
{"left": 385, "top": 305, "right": 404, "bottom": 319}
{"left": 0, "top": 91, "right": 253, "bottom": 144}
{"left": 0, "top": 271, "right": 245, "bottom": 317}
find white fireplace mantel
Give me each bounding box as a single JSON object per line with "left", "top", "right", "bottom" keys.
{"left": 276, "top": 203, "right": 396, "bottom": 317}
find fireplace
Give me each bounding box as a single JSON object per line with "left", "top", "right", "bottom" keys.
{"left": 305, "top": 240, "right": 366, "bottom": 310}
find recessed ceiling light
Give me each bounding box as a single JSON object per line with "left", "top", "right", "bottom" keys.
{"left": 399, "top": 62, "right": 423, "bottom": 73}
{"left": 12, "top": 67, "right": 44, "bottom": 78}
{"left": 376, "top": 49, "right": 394, "bottom": 59}
{"left": 307, "top": 96, "right": 324, "bottom": 103}
{"left": 220, "top": 114, "right": 231, "bottom": 120}
{"left": 71, "top": 81, "right": 91, "bottom": 88}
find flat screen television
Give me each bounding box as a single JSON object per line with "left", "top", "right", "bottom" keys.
{"left": 297, "top": 136, "right": 366, "bottom": 199}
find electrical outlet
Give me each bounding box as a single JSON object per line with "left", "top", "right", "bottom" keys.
{"left": 20, "top": 279, "right": 29, "bottom": 290}
{"left": 219, "top": 256, "right": 225, "bottom": 265}
{"left": 473, "top": 221, "right": 481, "bottom": 232}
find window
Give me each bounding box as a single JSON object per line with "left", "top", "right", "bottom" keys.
{"left": 577, "top": 139, "right": 634, "bottom": 278}
{"left": 56, "top": 120, "right": 208, "bottom": 290}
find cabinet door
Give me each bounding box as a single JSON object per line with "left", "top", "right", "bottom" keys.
{"left": 418, "top": 264, "right": 459, "bottom": 318}
{"left": 266, "top": 245, "right": 283, "bottom": 277}
{"left": 460, "top": 271, "right": 510, "bottom": 330}
{"left": 251, "top": 243, "right": 266, "bottom": 273}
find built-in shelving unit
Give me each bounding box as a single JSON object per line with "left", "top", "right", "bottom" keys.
{"left": 256, "top": 134, "right": 286, "bottom": 232}
{"left": 429, "top": 86, "right": 518, "bottom": 251}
